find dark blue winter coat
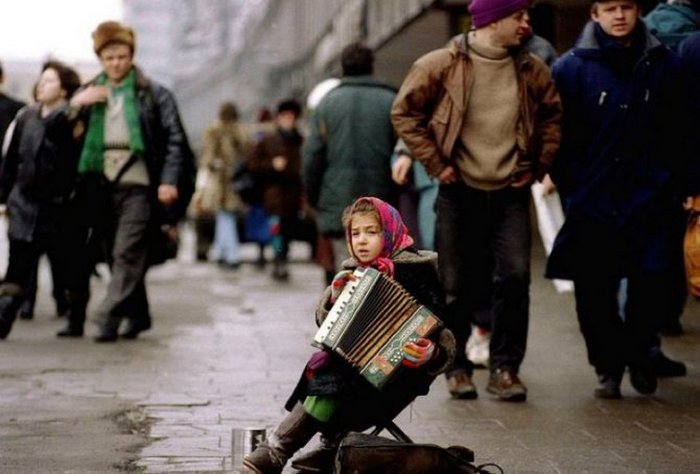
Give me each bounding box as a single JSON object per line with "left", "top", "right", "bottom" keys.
{"left": 546, "top": 21, "right": 697, "bottom": 279}
{"left": 679, "top": 32, "right": 700, "bottom": 163}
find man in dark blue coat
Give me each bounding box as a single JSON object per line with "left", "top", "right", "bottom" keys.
{"left": 547, "top": 0, "right": 700, "bottom": 398}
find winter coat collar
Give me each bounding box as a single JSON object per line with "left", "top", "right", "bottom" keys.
{"left": 338, "top": 75, "right": 397, "bottom": 93}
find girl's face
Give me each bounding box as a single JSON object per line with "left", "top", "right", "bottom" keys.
{"left": 36, "top": 68, "right": 65, "bottom": 107}
{"left": 350, "top": 212, "right": 383, "bottom": 264}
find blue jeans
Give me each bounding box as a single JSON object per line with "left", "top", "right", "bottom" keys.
{"left": 436, "top": 183, "right": 531, "bottom": 374}
{"left": 212, "top": 210, "right": 240, "bottom": 264}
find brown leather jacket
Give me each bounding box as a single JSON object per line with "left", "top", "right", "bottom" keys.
{"left": 391, "top": 34, "right": 562, "bottom": 181}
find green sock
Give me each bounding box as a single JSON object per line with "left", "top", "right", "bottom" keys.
{"left": 303, "top": 395, "right": 340, "bottom": 423}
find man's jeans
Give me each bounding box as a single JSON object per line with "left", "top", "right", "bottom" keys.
{"left": 212, "top": 210, "right": 241, "bottom": 264}
{"left": 436, "top": 182, "right": 531, "bottom": 374}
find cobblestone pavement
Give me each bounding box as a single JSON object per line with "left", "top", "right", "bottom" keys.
{"left": 1, "top": 231, "right": 699, "bottom": 473}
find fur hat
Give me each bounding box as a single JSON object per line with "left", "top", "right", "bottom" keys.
{"left": 92, "top": 21, "right": 135, "bottom": 55}
{"left": 468, "top": 0, "right": 530, "bottom": 28}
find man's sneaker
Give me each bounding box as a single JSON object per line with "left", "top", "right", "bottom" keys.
{"left": 466, "top": 326, "right": 490, "bottom": 368}
{"left": 445, "top": 369, "right": 478, "bottom": 399}
{"left": 487, "top": 369, "right": 527, "bottom": 402}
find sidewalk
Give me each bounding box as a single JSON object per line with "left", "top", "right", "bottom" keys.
{"left": 1, "top": 234, "right": 699, "bottom": 473}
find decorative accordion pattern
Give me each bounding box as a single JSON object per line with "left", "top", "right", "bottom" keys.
{"left": 313, "top": 267, "right": 443, "bottom": 389}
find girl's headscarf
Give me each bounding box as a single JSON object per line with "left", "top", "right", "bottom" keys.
{"left": 346, "top": 196, "right": 414, "bottom": 276}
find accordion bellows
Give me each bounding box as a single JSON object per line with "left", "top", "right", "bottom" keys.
{"left": 314, "top": 267, "right": 443, "bottom": 389}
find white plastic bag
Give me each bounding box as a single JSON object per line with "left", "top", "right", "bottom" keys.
{"left": 531, "top": 182, "right": 573, "bottom": 293}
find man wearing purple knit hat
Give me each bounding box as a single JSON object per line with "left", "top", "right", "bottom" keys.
{"left": 392, "top": 0, "right": 561, "bottom": 401}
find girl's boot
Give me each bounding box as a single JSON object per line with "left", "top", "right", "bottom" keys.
{"left": 243, "top": 403, "right": 319, "bottom": 474}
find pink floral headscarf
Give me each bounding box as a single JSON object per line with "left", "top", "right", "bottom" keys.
{"left": 345, "top": 196, "right": 414, "bottom": 276}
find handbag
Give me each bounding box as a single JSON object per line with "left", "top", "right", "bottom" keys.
{"left": 683, "top": 210, "right": 700, "bottom": 297}
{"left": 244, "top": 205, "right": 271, "bottom": 244}
{"left": 231, "top": 161, "right": 262, "bottom": 205}
{"left": 191, "top": 167, "right": 222, "bottom": 216}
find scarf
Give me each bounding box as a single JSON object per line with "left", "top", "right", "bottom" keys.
{"left": 346, "top": 196, "right": 415, "bottom": 277}
{"left": 78, "top": 68, "right": 145, "bottom": 174}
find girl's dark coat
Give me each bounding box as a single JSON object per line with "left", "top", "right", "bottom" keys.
{"left": 286, "top": 249, "right": 456, "bottom": 434}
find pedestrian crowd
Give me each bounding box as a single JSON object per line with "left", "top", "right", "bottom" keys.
{"left": 1, "top": 1, "right": 700, "bottom": 471}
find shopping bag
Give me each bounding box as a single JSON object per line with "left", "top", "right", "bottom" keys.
{"left": 684, "top": 211, "right": 700, "bottom": 297}
{"left": 531, "top": 182, "right": 574, "bottom": 293}
{"left": 244, "top": 205, "right": 271, "bottom": 244}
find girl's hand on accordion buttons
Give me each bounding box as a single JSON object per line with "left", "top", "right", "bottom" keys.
{"left": 330, "top": 270, "right": 355, "bottom": 304}
{"left": 402, "top": 337, "right": 436, "bottom": 369}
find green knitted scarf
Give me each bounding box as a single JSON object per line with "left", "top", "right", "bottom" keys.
{"left": 78, "top": 68, "right": 145, "bottom": 174}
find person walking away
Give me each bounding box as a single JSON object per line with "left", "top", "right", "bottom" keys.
{"left": 392, "top": 0, "right": 562, "bottom": 401}
{"left": 0, "top": 61, "right": 81, "bottom": 339}
{"left": 390, "top": 139, "right": 440, "bottom": 251}
{"left": 640, "top": 0, "right": 700, "bottom": 377}
{"left": 302, "top": 42, "right": 398, "bottom": 275}
{"left": 243, "top": 196, "right": 455, "bottom": 474}
{"left": 196, "top": 101, "right": 247, "bottom": 269}
{"left": 546, "top": 0, "right": 698, "bottom": 398}
{"left": 59, "top": 21, "right": 195, "bottom": 341}
{"left": 248, "top": 99, "right": 304, "bottom": 281}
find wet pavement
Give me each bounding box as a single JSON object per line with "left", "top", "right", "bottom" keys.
{"left": 1, "top": 226, "right": 699, "bottom": 473}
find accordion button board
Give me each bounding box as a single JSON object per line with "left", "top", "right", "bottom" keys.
{"left": 313, "top": 266, "right": 443, "bottom": 389}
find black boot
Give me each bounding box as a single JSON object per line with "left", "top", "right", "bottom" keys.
{"left": 629, "top": 363, "right": 657, "bottom": 395}
{"left": 271, "top": 259, "right": 289, "bottom": 281}
{"left": 120, "top": 314, "right": 152, "bottom": 340}
{"left": 0, "top": 284, "right": 25, "bottom": 340}
{"left": 243, "top": 403, "right": 320, "bottom": 474}
{"left": 19, "top": 297, "right": 35, "bottom": 320}
{"left": 57, "top": 291, "right": 87, "bottom": 338}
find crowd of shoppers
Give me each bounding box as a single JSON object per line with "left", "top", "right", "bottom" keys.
{"left": 0, "top": 20, "right": 196, "bottom": 341}
{"left": 0, "top": 0, "right": 697, "bottom": 414}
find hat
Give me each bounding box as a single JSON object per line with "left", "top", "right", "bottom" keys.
{"left": 92, "top": 21, "right": 135, "bottom": 54}
{"left": 468, "top": 0, "right": 530, "bottom": 28}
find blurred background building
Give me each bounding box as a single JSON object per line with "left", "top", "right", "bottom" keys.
{"left": 121, "top": 0, "right": 606, "bottom": 151}
{"left": 4, "top": 0, "right": 660, "bottom": 152}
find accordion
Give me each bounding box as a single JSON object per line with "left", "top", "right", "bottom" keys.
{"left": 313, "top": 267, "right": 443, "bottom": 389}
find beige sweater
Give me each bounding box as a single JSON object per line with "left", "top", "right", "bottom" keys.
{"left": 103, "top": 89, "right": 149, "bottom": 185}
{"left": 454, "top": 31, "right": 519, "bottom": 191}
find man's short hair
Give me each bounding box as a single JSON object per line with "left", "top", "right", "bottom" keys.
{"left": 277, "top": 98, "right": 302, "bottom": 118}
{"left": 218, "top": 101, "right": 239, "bottom": 122}
{"left": 341, "top": 43, "right": 374, "bottom": 77}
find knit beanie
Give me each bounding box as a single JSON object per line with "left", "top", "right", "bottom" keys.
{"left": 469, "top": 0, "right": 530, "bottom": 28}
{"left": 92, "top": 21, "right": 136, "bottom": 55}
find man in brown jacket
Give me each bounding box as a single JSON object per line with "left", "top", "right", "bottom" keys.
{"left": 392, "top": 0, "right": 562, "bottom": 401}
